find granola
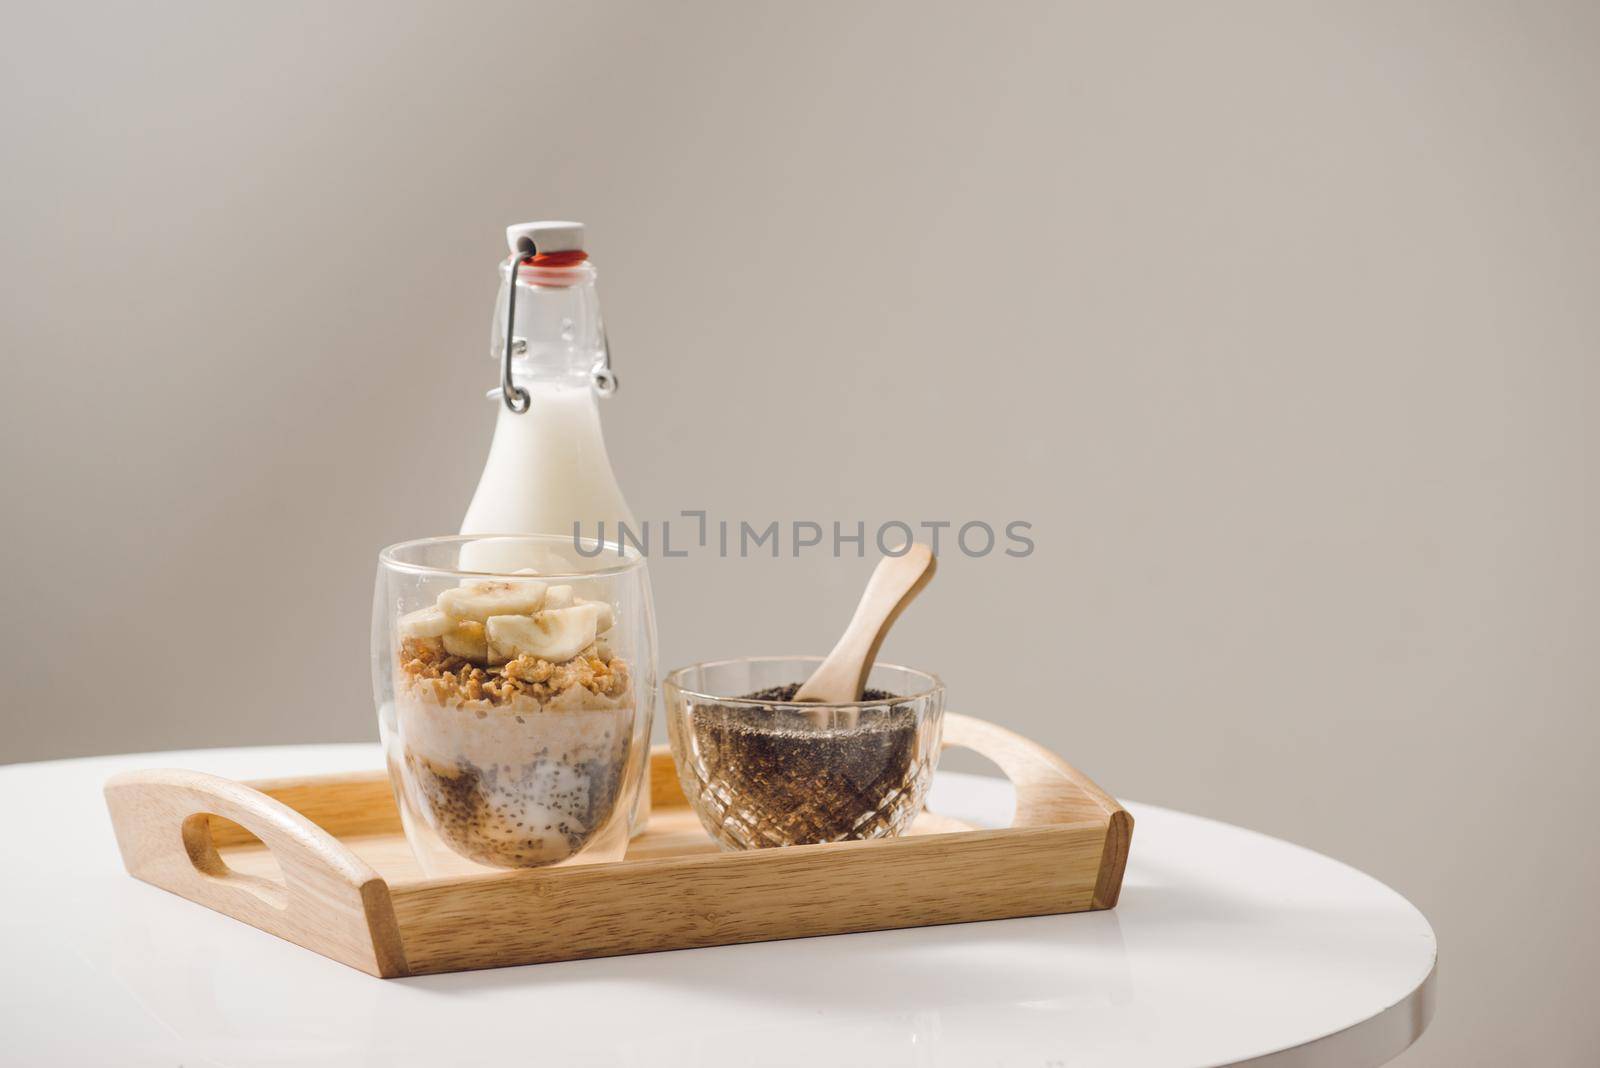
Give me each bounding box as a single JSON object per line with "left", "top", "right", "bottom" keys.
{"left": 399, "top": 637, "right": 630, "bottom": 711}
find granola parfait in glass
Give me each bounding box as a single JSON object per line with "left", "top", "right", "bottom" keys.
{"left": 372, "top": 535, "right": 655, "bottom": 876}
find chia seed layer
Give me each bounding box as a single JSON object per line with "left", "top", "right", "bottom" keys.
{"left": 404, "top": 743, "right": 625, "bottom": 867}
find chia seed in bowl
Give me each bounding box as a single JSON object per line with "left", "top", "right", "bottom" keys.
{"left": 666, "top": 666, "right": 945, "bottom": 849}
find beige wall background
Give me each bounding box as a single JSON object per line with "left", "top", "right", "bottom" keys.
{"left": 3, "top": 2, "right": 1596, "bottom": 1063}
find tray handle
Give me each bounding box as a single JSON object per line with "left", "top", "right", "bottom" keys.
{"left": 941, "top": 712, "right": 1131, "bottom": 908}
{"left": 941, "top": 712, "right": 1123, "bottom": 827}
{"left": 104, "top": 769, "right": 408, "bottom": 977}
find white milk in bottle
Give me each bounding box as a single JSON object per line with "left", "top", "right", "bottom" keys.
{"left": 460, "top": 220, "right": 652, "bottom": 835}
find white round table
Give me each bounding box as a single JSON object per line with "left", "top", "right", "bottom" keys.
{"left": 0, "top": 745, "right": 1435, "bottom": 1067}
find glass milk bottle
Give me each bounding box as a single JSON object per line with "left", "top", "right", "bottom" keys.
{"left": 460, "top": 220, "right": 654, "bottom": 836}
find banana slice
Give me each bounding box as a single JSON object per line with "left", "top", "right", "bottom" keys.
{"left": 457, "top": 568, "right": 544, "bottom": 587}
{"left": 542, "top": 585, "right": 575, "bottom": 610}
{"left": 441, "top": 620, "right": 489, "bottom": 662}
{"left": 486, "top": 603, "right": 601, "bottom": 663}
{"left": 577, "top": 598, "right": 615, "bottom": 634}
{"left": 438, "top": 579, "right": 547, "bottom": 622}
{"left": 399, "top": 606, "right": 452, "bottom": 639}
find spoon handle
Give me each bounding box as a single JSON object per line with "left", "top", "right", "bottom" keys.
{"left": 795, "top": 543, "right": 937, "bottom": 704}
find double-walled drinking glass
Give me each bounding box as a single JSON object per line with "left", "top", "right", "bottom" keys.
{"left": 666, "top": 656, "right": 945, "bottom": 850}
{"left": 373, "top": 535, "right": 656, "bottom": 877}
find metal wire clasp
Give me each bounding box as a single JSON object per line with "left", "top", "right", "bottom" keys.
{"left": 496, "top": 253, "right": 620, "bottom": 412}
{"left": 593, "top": 325, "right": 619, "bottom": 397}
{"left": 499, "top": 254, "right": 534, "bottom": 414}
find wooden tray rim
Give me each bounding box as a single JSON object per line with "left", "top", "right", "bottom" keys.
{"left": 104, "top": 713, "right": 1131, "bottom": 977}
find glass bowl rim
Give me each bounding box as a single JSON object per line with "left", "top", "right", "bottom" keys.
{"left": 664, "top": 655, "right": 944, "bottom": 709}
{"left": 378, "top": 533, "right": 647, "bottom": 581}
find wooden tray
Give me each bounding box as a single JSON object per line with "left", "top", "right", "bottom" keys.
{"left": 104, "top": 713, "right": 1131, "bottom": 977}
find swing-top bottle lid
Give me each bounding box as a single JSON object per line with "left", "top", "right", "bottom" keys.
{"left": 505, "top": 221, "right": 585, "bottom": 257}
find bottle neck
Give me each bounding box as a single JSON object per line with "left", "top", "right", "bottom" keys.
{"left": 491, "top": 259, "right": 603, "bottom": 389}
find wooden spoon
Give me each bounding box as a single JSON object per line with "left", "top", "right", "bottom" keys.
{"left": 794, "top": 543, "right": 937, "bottom": 704}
